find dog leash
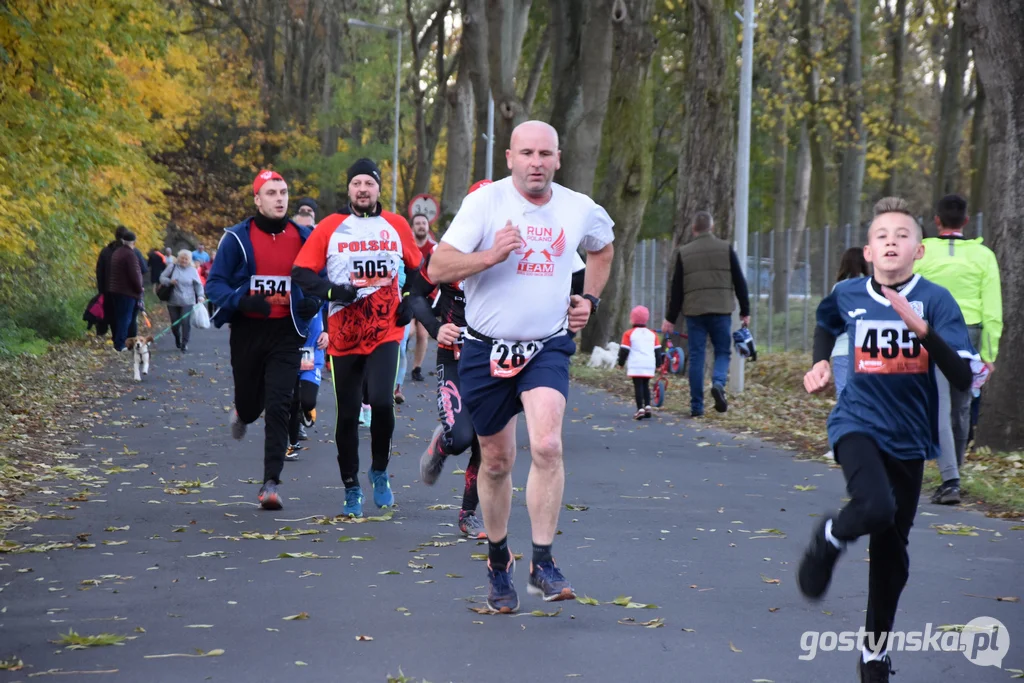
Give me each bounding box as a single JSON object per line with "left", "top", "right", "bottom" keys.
{"left": 150, "top": 307, "right": 196, "bottom": 343}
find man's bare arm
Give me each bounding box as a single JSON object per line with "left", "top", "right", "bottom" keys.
{"left": 582, "top": 243, "right": 614, "bottom": 297}
{"left": 427, "top": 243, "right": 496, "bottom": 284}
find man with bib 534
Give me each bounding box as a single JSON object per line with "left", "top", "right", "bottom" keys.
{"left": 428, "top": 121, "right": 614, "bottom": 613}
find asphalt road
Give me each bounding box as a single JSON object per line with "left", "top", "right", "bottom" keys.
{"left": 0, "top": 325, "right": 1021, "bottom": 683}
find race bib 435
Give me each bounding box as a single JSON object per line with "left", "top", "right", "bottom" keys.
{"left": 854, "top": 319, "right": 929, "bottom": 374}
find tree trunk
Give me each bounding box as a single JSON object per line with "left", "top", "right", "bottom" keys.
{"left": 771, "top": 122, "right": 790, "bottom": 315}
{"left": 408, "top": 4, "right": 452, "bottom": 197}
{"left": 934, "top": 0, "right": 969, "bottom": 206}
{"left": 486, "top": 0, "right": 533, "bottom": 180}
{"left": 801, "top": 0, "right": 828, "bottom": 229}
{"left": 319, "top": 9, "right": 343, "bottom": 212}
{"left": 969, "top": 75, "right": 988, "bottom": 216}
{"left": 837, "top": 0, "right": 865, "bottom": 232}
{"left": 548, "top": 0, "right": 616, "bottom": 194}
{"left": 441, "top": 66, "right": 475, "bottom": 224}
{"left": 673, "top": 0, "right": 735, "bottom": 248}
{"left": 581, "top": 0, "right": 657, "bottom": 351}
{"left": 963, "top": 0, "right": 1024, "bottom": 450}
{"left": 777, "top": 122, "right": 812, "bottom": 314}
{"left": 463, "top": 0, "right": 492, "bottom": 181}
{"left": 522, "top": 24, "right": 551, "bottom": 116}
{"left": 883, "top": 0, "right": 906, "bottom": 197}
{"left": 297, "top": 0, "right": 318, "bottom": 127}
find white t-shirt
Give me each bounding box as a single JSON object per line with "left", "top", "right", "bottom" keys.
{"left": 621, "top": 326, "right": 659, "bottom": 378}
{"left": 441, "top": 177, "right": 614, "bottom": 340}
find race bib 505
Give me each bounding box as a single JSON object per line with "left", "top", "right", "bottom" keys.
{"left": 349, "top": 256, "right": 393, "bottom": 288}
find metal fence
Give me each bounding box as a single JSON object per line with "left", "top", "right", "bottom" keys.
{"left": 628, "top": 214, "right": 985, "bottom": 354}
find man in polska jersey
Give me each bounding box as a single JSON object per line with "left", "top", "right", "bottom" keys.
{"left": 205, "top": 171, "right": 324, "bottom": 511}
{"left": 428, "top": 121, "right": 614, "bottom": 613}
{"left": 292, "top": 159, "right": 421, "bottom": 517}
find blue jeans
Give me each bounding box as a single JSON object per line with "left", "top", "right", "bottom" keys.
{"left": 109, "top": 294, "right": 138, "bottom": 351}
{"left": 395, "top": 324, "right": 411, "bottom": 389}
{"left": 832, "top": 355, "right": 850, "bottom": 397}
{"left": 685, "top": 314, "right": 732, "bottom": 414}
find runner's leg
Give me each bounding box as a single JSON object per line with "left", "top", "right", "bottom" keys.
{"left": 288, "top": 376, "right": 301, "bottom": 446}
{"left": 229, "top": 319, "right": 266, "bottom": 426}
{"left": 413, "top": 321, "right": 429, "bottom": 374}
{"left": 632, "top": 377, "right": 645, "bottom": 410}
{"left": 462, "top": 438, "right": 482, "bottom": 513}
{"left": 364, "top": 341, "right": 400, "bottom": 474}
{"left": 520, "top": 387, "right": 566, "bottom": 547}
{"left": 331, "top": 353, "right": 368, "bottom": 488}
{"left": 685, "top": 316, "right": 708, "bottom": 414}
{"left": 477, "top": 418, "right": 518, "bottom": 550}
{"left": 261, "top": 324, "right": 302, "bottom": 485}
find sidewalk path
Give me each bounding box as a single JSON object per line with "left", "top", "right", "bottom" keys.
{"left": 1, "top": 327, "right": 1020, "bottom": 682}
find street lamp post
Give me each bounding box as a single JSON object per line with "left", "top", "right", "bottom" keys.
{"left": 347, "top": 18, "right": 401, "bottom": 213}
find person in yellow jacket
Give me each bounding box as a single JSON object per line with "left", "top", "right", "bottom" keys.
{"left": 914, "top": 193, "right": 1002, "bottom": 505}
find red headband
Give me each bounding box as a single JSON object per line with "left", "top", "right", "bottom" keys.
{"left": 253, "top": 170, "right": 285, "bottom": 196}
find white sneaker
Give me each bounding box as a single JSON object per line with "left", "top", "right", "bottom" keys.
{"left": 823, "top": 450, "right": 834, "bottom": 460}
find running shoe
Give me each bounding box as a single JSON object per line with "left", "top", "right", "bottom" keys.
{"left": 797, "top": 515, "right": 844, "bottom": 600}
{"left": 411, "top": 366, "right": 424, "bottom": 382}
{"left": 297, "top": 424, "right": 308, "bottom": 441}
{"left": 486, "top": 556, "right": 519, "bottom": 614}
{"left": 527, "top": 560, "right": 576, "bottom": 602}
{"left": 419, "top": 425, "right": 446, "bottom": 485}
{"left": 342, "top": 486, "right": 363, "bottom": 518}
{"left": 930, "top": 482, "right": 961, "bottom": 505}
{"left": 368, "top": 469, "right": 394, "bottom": 508}
{"left": 394, "top": 387, "right": 405, "bottom": 405}
{"left": 285, "top": 444, "right": 300, "bottom": 461}
{"left": 459, "top": 510, "right": 486, "bottom": 539}
{"left": 643, "top": 405, "right": 652, "bottom": 419}
{"left": 359, "top": 404, "right": 372, "bottom": 427}
{"left": 258, "top": 481, "right": 282, "bottom": 510}
{"left": 633, "top": 409, "right": 645, "bottom": 420}
{"left": 711, "top": 384, "right": 728, "bottom": 413}
{"left": 858, "top": 654, "right": 895, "bottom": 683}
{"left": 230, "top": 411, "right": 247, "bottom": 440}
{"left": 301, "top": 408, "right": 316, "bottom": 428}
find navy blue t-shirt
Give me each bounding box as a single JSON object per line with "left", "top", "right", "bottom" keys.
{"left": 817, "top": 275, "right": 977, "bottom": 460}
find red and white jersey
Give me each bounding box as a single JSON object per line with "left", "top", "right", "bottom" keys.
{"left": 621, "top": 326, "right": 659, "bottom": 378}
{"left": 294, "top": 209, "right": 421, "bottom": 355}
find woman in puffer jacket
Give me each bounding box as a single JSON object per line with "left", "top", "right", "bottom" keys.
{"left": 160, "top": 250, "right": 206, "bottom": 353}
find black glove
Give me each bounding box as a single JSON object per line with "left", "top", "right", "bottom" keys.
{"left": 237, "top": 293, "right": 271, "bottom": 317}
{"left": 295, "top": 296, "right": 322, "bottom": 320}
{"left": 395, "top": 296, "right": 414, "bottom": 327}
{"left": 328, "top": 284, "right": 358, "bottom": 304}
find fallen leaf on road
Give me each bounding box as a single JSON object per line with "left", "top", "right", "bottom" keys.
{"left": 565, "top": 504, "right": 589, "bottom": 511}
{"left": 760, "top": 575, "right": 781, "bottom": 585}
{"left": 768, "top": 607, "right": 780, "bottom": 613}
{"left": 575, "top": 595, "right": 600, "bottom": 606}
{"left": 963, "top": 594, "right": 1019, "bottom": 603}
{"left": 416, "top": 580, "right": 434, "bottom": 584}
{"left": 932, "top": 523, "right": 979, "bottom": 536}
{"left": 446, "top": 573, "right": 462, "bottom": 578}
{"left": 681, "top": 627, "right": 696, "bottom": 633}
{"left": 52, "top": 631, "right": 126, "bottom": 648}
{"left": 617, "top": 617, "right": 664, "bottom": 628}
{"left": 426, "top": 504, "right": 458, "bottom": 510}
{"left": 185, "top": 624, "right": 213, "bottom": 629}
{"left": 143, "top": 649, "right": 224, "bottom": 659}
{"left": 468, "top": 606, "right": 498, "bottom": 615}
{"left": 378, "top": 570, "right": 401, "bottom": 575}
{"left": 338, "top": 536, "right": 374, "bottom": 542}
{"left": 729, "top": 642, "right": 742, "bottom": 653}
{"left": 793, "top": 485, "right": 817, "bottom": 491}
{"left": 295, "top": 661, "right": 308, "bottom": 666}
{"left": 283, "top": 613, "right": 310, "bottom": 620}
{"left": 519, "top": 608, "right": 562, "bottom": 618}
{"left": 355, "top": 635, "right": 373, "bottom": 641}
{"left": 0, "top": 657, "right": 23, "bottom": 671}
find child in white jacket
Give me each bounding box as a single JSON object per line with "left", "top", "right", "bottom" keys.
{"left": 617, "top": 306, "right": 663, "bottom": 420}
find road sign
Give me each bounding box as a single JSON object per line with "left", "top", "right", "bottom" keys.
{"left": 408, "top": 194, "right": 440, "bottom": 225}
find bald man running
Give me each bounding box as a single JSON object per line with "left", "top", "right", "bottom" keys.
{"left": 428, "top": 121, "right": 615, "bottom": 613}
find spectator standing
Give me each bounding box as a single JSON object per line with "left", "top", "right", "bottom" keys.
{"left": 107, "top": 231, "right": 144, "bottom": 351}
{"left": 160, "top": 249, "right": 205, "bottom": 353}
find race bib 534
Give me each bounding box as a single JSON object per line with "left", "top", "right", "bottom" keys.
{"left": 854, "top": 319, "right": 929, "bottom": 374}
{"left": 250, "top": 275, "right": 291, "bottom": 306}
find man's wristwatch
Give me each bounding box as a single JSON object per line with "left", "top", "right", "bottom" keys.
{"left": 582, "top": 294, "right": 600, "bottom": 315}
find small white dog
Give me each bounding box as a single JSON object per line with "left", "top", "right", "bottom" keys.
{"left": 125, "top": 335, "right": 153, "bottom": 382}
{"left": 588, "top": 341, "right": 620, "bottom": 369}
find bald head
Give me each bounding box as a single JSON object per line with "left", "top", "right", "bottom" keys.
{"left": 507, "top": 120, "right": 561, "bottom": 201}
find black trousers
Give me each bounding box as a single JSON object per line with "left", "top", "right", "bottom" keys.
{"left": 436, "top": 355, "right": 481, "bottom": 513}
{"left": 632, "top": 377, "right": 651, "bottom": 409}
{"left": 288, "top": 378, "right": 319, "bottom": 444}
{"left": 331, "top": 342, "right": 399, "bottom": 488}
{"left": 831, "top": 433, "right": 924, "bottom": 653}
{"left": 230, "top": 316, "right": 302, "bottom": 485}
{"left": 166, "top": 304, "right": 192, "bottom": 348}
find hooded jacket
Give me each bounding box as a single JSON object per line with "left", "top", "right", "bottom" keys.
{"left": 205, "top": 217, "right": 320, "bottom": 337}
{"left": 914, "top": 235, "right": 1002, "bottom": 362}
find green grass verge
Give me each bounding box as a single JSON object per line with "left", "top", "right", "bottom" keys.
{"left": 571, "top": 351, "right": 1024, "bottom": 518}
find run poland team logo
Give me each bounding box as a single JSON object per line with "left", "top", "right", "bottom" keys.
{"left": 516, "top": 226, "right": 566, "bottom": 276}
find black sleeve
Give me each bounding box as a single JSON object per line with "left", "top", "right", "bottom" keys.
{"left": 291, "top": 266, "right": 332, "bottom": 299}
{"left": 813, "top": 326, "right": 836, "bottom": 365}
{"left": 729, "top": 248, "right": 750, "bottom": 317}
{"left": 665, "top": 255, "right": 684, "bottom": 322}
{"left": 922, "top": 326, "right": 973, "bottom": 392}
{"left": 654, "top": 345, "right": 664, "bottom": 367}
{"left": 408, "top": 293, "right": 442, "bottom": 339}
{"left": 403, "top": 264, "right": 421, "bottom": 296}
{"left": 96, "top": 249, "right": 108, "bottom": 292}
{"left": 616, "top": 346, "right": 630, "bottom": 367}
{"left": 571, "top": 268, "right": 586, "bottom": 297}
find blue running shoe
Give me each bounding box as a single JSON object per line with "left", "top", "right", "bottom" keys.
{"left": 527, "top": 560, "right": 576, "bottom": 602}
{"left": 486, "top": 556, "right": 519, "bottom": 614}
{"left": 368, "top": 469, "right": 394, "bottom": 508}
{"left": 342, "top": 486, "right": 363, "bottom": 518}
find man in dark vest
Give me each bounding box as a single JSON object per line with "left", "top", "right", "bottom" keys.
{"left": 662, "top": 211, "right": 750, "bottom": 417}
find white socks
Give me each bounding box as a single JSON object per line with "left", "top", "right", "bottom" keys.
{"left": 825, "top": 518, "right": 844, "bottom": 550}
{"left": 862, "top": 647, "right": 888, "bottom": 663}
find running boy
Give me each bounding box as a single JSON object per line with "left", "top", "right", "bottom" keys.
{"left": 799, "top": 197, "right": 977, "bottom": 682}
{"left": 286, "top": 304, "right": 328, "bottom": 459}
{"left": 616, "top": 306, "right": 662, "bottom": 420}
